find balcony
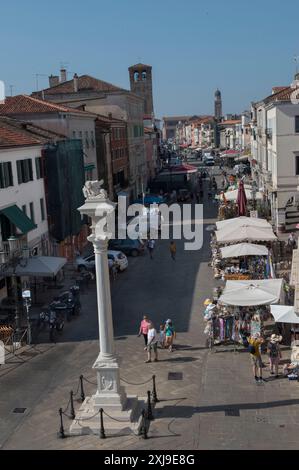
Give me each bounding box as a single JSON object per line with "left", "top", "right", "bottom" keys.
{"left": 266, "top": 128, "right": 273, "bottom": 140}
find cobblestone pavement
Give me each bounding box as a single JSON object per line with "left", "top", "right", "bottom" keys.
{"left": 1, "top": 172, "right": 299, "bottom": 450}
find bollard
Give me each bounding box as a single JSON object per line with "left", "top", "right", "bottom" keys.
{"left": 99, "top": 408, "right": 106, "bottom": 439}
{"left": 140, "top": 409, "right": 148, "bottom": 439}
{"left": 152, "top": 375, "right": 159, "bottom": 403}
{"left": 70, "top": 390, "right": 75, "bottom": 420}
{"left": 80, "top": 375, "right": 85, "bottom": 402}
{"left": 58, "top": 408, "right": 66, "bottom": 438}
{"left": 146, "top": 390, "right": 154, "bottom": 420}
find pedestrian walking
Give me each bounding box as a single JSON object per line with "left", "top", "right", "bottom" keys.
{"left": 147, "top": 239, "right": 155, "bottom": 259}
{"left": 145, "top": 321, "right": 158, "bottom": 363}
{"left": 267, "top": 334, "right": 282, "bottom": 378}
{"left": 138, "top": 315, "right": 150, "bottom": 346}
{"left": 159, "top": 323, "right": 166, "bottom": 348}
{"left": 164, "top": 319, "right": 176, "bottom": 352}
{"left": 248, "top": 333, "right": 265, "bottom": 384}
{"left": 170, "top": 240, "right": 176, "bottom": 261}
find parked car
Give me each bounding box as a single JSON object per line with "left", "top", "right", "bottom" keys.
{"left": 107, "top": 250, "right": 128, "bottom": 271}
{"left": 76, "top": 251, "right": 127, "bottom": 272}
{"left": 108, "top": 239, "right": 145, "bottom": 257}
{"left": 204, "top": 156, "right": 215, "bottom": 166}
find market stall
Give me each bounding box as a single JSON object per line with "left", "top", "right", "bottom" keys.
{"left": 203, "top": 279, "right": 283, "bottom": 348}
{"left": 216, "top": 216, "right": 272, "bottom": 231}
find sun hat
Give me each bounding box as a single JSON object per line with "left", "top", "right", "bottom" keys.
{"left": 271, "top": 334, "right": 282, "bottom": 343}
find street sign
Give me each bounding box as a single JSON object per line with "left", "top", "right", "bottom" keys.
{"left": 22, "top": 289, "right": 31, "bottom": 299}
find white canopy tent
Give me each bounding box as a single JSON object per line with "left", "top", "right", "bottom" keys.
{"left": 220, "top": 243, "right": 269, "bottom": 259}
{"left": 218, "top": 279, "right": 283, "bottom": 306}
{"left": 216, "top": 189, "right": 263, "bottom": 202}
{"left": 5, "top": 256, "right": 67, "bottom": 277}
{"left": 216, "top": 216, "right": 272, "bottom": 231}
{"left": 215, "top": 225, "right": 277, "bottom": 244}
{"left": 270, "top": 305, "right": 299, "bottom": 324}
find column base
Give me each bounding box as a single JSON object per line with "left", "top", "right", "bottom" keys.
{"left": 69, "top": 395, "right": 147, "bottom": 436}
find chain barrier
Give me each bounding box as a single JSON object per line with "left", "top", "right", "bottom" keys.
{"left": 101, "top": 409, "right": 133, "bottom": 423}
{"left": 82, "top": 376, "right": 97, "bottom": 386}
{"left": 72, "top": 378, "right": 81, "bottom": 398}
{"left": 72, "top": 409, "right": 101, "bottom": 422}
{"left": 120, "top": 376, "right": 152, "bottom": 386}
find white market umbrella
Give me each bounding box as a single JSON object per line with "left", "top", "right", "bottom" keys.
{"left": 270, "top": 305, "right": 299, "bottom": 324}
{"left": 215, "top": 225, "right": 277, "bottom": 244}
{"left": 220, "top": 243, "right": 269, "bottom": 258}
{"left": 217, "top": 189, "right": 263, "bottom": 202}
{"left": 219, "top": 279, "right": 283, "bottom": 306}
{"left": 216, "top": 216, "right": 272, "bottom": 231}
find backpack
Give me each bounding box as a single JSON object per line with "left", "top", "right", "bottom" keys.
{"left": 248, "top": 344, "right": 256, "bottom": 354}
{"left": 268, "top": 342, "right": 278, "bottom": 357}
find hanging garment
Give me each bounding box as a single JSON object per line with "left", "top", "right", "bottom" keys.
{"left": 225, "top": 316, "right": 234, "bottom": 339}
{"left": 219, "top": 318, "right": 225, "bottom": 341}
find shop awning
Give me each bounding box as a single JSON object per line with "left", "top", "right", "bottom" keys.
{"left": 219, "top": 279, "right": 283, "bottom": 306}
{"left": 0, "top": 205, "right": 37, "bottom": 234}
{"left": 220, "top": 243, "right": 269, "bottom": 258}
{"left": 4, "top": 256, "right": 67, "bottom": 277}
{"left": 270, "top": 305, "right": 299, "bottom": 324}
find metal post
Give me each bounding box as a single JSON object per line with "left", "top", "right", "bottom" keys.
{"left": 152, "top": 375, "right": 159, "bottom": 403}
{"left": 140, "top": 409, "right": 148, "bottom": 439}
{"left": 70, "top": 390, "right": 75, "bottom": 420}
{"left": 25, "top": 302, "right": 32, "bottom": 345}
{"left": 58, "top": 408, "right": 66, "bottom": 438}
{"left": 99, "top": 408, "right": 106, "bottom": 439}
{"left": 146, "top": 390, "right": 154, "bottom": 420}
{"left": 13, "top": 273, "right": 21, "bottom": 343}
{"left": 79, "top": 375, "right": 85, "bottom": 402}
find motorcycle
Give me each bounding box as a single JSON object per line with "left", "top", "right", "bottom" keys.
{"left": 39, "top": 309, "right": 65, "bottom": 342}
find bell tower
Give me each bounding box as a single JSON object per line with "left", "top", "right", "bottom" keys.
{"left": 128, "top": 63, "right": 154, "bottom": 116}
{"left": 214, "top": 89, "right": 222, "bottom": 121}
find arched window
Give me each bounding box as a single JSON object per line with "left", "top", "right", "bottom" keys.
{"left": 134, "top": 72, "right": 139, "bottom": 82}
{"left": 141, "top": 71, "right": 147, "bottom": 81}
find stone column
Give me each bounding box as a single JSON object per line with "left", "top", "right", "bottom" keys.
{"left": 78, "top": 186, "right": 127, "bottom": 409}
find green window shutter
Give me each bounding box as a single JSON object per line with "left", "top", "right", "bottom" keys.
{"left": 16, "top": 160, "right": 22, "bottom": 184}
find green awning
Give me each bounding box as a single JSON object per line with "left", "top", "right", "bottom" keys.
{"left": 0, "top": 205, "right": 37, "bottom": 234}
{"left": 84, "top": 164, "right": 95, "bottom": 172}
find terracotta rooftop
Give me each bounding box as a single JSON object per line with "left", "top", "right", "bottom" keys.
{"left": 0, "top": 116, "right": 65, "bottom": 148}
{"left": 220, "top": 119, "right": 241, "bottom": 125}
{"left": 263, "top": 86, "right": 298, "bottom": 104}
{"left": 0, "top": 94, "right": 94, "bottom": 117}
{"left": 32, "top": 74, "right": 127, "bottom": 97}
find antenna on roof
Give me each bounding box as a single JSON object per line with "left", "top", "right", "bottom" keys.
{"left": 293, "top": 55, "right": 299, "bottom": 74}
{"left": 35, "top": 73, "right": 48, "bottom": 91}
{"left": 9, "top": 85, "right": 15, "bottom": 97}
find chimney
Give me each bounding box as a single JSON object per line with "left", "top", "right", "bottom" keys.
{"left": 60, "top": 68, "right": 67, "bottom": 83}
{"left": 73, "top": 73, "right": 79, "bottom": 92}
{"left": 49, "top": 75, "right": 59, "bottom": 88}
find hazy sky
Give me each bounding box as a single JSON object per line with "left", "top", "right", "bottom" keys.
{"left": 1, "top": 0, "right": 299, "bottom": 118}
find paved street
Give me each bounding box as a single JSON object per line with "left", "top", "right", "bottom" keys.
{"left": 1, "top": 173, "right": 299, "bottom": 450}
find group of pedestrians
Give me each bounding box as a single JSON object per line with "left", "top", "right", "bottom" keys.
{"left": 138, "top": 315, "right": 176, "bottom": 363}
{"left": 248, "top": 332, "right": 282, "bottom": 383}
{"left": 146, "top": 239, "right": 177, "bottom": 261}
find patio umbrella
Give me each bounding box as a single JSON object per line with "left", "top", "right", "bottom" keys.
{"left": 220, "top": 243, "right": 269, "bottom": 258}
{"left": 216, "top": 216, "right": 272, "bottom": 231}
{"left": 237, "top": 180, "right": 247, "bottom": 216}
{"left": 215, "top": 225, "right": 277, "bottom": 244}
{"left": 218, "top": 279, "right": 283, "bottom": 306}
{"left": 270, "top": 305, "right": 299, "bottom": 324}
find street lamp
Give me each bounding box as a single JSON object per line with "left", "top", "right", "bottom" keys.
{"left": 5, "top": 236, "right": 29, "bottom": 344}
